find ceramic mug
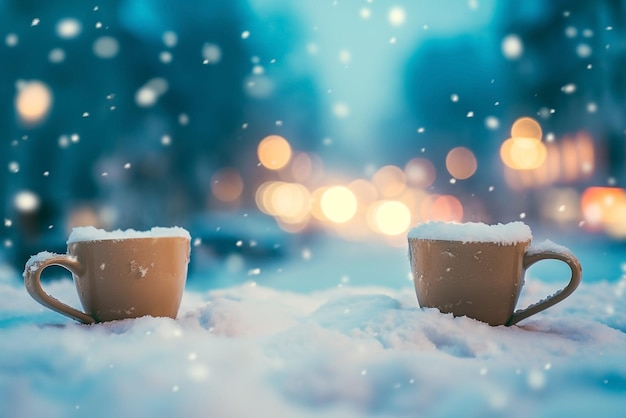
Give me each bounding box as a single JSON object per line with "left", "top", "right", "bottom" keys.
{"left": 23, "top": 227, "right": 191, "bottom": 324}
{"left": 408, "top": 221, "right": 582, "bottom": 326}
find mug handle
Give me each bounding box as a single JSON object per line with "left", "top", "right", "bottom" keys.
{"left": 23, "top": 252, "right": 96, "bottom": 324}
{"left": 506, "top": 246, "right": 582, "bottom": 326}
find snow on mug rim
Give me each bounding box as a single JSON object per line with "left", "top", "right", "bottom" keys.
{"left": 67, "top": 226, "right": 191, "bottom": 244}
{"left": 408, "top": 221, "right": 532, "bottom": 244}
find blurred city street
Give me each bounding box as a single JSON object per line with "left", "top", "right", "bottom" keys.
{"left": 1, "top": 0, "right": 625, "bottom": 282}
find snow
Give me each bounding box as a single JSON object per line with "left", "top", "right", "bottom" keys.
{"left": 2, "top": 236, "right": 626, "bottom": 417}
{"left": 527, "top": 239, "right": 574, "bottom": 257}
{"left": 409, "top": 221, "right": 533, "bottom": 244}
{"left": 67, "top": 226, "right": 191, "bottom": 243}
{"left": 23, "top": 251, "right": 59, "bottom": 274}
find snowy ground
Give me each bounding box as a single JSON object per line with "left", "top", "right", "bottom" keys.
{"left": 1, "top": 235, "right": 625, "bottom": 418}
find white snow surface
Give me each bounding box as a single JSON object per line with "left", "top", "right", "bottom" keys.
{"left": 2, "top": 236, "right": 625, "bottom": 418}
{"left": 409, "top": 221, "right": 533, "bottom": 244}
{"left": 527, "top": 239, "right": 574, "bottom": 257}
{"left": 67, "top": 226, "right": 191, "bottom": 243}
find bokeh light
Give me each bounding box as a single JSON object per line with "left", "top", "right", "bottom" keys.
{"left": 371, "top": 200, "right": 411, "bottom": 236}
{"left": 14, "top": 190, "right": 41, "bottom": 213}
{"left": 310, "top": 186, "right": 329, "bottom": 221}
{"left": 501, "top": 137, "right": 547, "bottom": 170}
{"left": 371, "top": 165, "right": 406, "bottom": 198}
{"left": 271, "top": 182, "right": 310, "bottom": 223}
{"left": 56, "top": 18, "right": 82, "bottom": 39}
{"left": 501, "top": 117, "right": 547, "bottom": 170}
{"left": 581, "top": 187, "right": 626, "bottom": 237}
{"left": 405, "top": 158, "right": 436, "bottom": 188}
{"left": 202, "top": 43, "right": 222, "bottom": 64}
{"left": 445, "top": 147, "right": 477, "bottom": 180}
{"left": 502, "top": 34, "right": 523, "bottom": 60}
{"left": 388, "top": 7, "right": 406, "bottom": 26}
{"left": 349, "top": 179, "right": 378, "bottom": 207}
{"left": 420, "top": 194, "right": 464, "bottom": 222}
{"left": 15, "top": 80, "right": 53, "bottom": 125}
{"left": 210, "top": 168, "right": 244, "bottom": 202}
{"left": 93, "top": 36, "right": 120, "bottom": 59}
{"left": 257, "top": 135, "right": 292, "bottom": 170}
{"left": 321, "top": 186, "right": 357, "bottom": 223}
{"left": 511, "top": 117, "right": 542, "bottom": 140}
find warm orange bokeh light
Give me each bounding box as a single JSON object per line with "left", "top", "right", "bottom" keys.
{"left": 321, "top": 186, "right": 358, "bottom": 223}
{"left": 371, "top": 165, "right": 406, "bottom": 198}
{"left": 369, "top": 200, "right": 411, "bottom": 236}
{"left": 310, "top": 186, "right": 329, "bottom": 221}
{"left": 256, "top": 181, "right": 277, "bottom": 214}
{"left": 511, "top": 116, "right": 542, "bottom": 140}
{"left": 500, "top": 137, "right": 547, "bottom": 170}
{"left": 257, "top": 135, "right": 292, "bottom": 170}
{"left": 211, "top": 167, "right": 244, "bottom": 202}
{"left": 419, "top": 194, "right": 463, "bottom": 222}
{"left": 349, "top": 179, "right": 378, "bottom": 207}
{"left": 16, "top": 80, "right": 53, "bottom": 125}
{"left": 445, "top": 147, "right": 477, "bottom": 180}
{"left": 271, "top": 182, "right": 310, "bottom": 223}
{"left": 501, "top": 117, "right": 547, "bottom": 171}
{"left": 405, "top": 158, "right": 436, "bottom": 188}
{"left": 581, "top": 187, "right": 626, "bottom": 237}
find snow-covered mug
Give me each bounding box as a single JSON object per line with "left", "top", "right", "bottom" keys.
{"left": 23, "top": 226, "right": 191, "bottom": 324}
{"left": 408, "top": 221, "right": 582, "bottom": 326}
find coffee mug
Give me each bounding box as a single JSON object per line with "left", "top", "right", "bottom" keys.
{"left": 23, "top": 226, "right": 191, "bottom": 324}
{"left": 408, "top": 221, "right": 582, "bottom": 326}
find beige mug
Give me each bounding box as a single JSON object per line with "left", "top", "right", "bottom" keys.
{"left": 408, "top": 221, "right": 582, "bottom": 326}
{"left": 23, "top": 226, "right": 191, "bottom": 324}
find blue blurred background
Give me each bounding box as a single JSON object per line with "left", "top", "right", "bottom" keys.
{"left": 1, "top": 0, "right": 625, "bottom": 283}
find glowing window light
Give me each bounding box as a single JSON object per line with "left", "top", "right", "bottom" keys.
{"left": 576, "top": 131, "right": 595, "bottom": 176}
{"left": 581, "top": 187, "right": 626, "bottom": 228}
{"left": 603, "top": 197, "right": 626, "bottom": 238}
{"left": 544, "top": 142, "right": 561, "bottom": 183}
{"left": 321, "top": 186, "right": 357, "bottom": 223}
{"left": 371, "top": 165, "right": 406, "bottom": 198}
{"left": 371, "top": 200, "right": 411, "bottom": 236}
{"left": 405, "top": 158, "right": 436, "bottom": 189}
{"left": 211, "top": 168, "right": 243, "bottom": 202}
{"left": 257, "top": 135, "right": 292, "bottom": 170}
{"left": 14, "top": 190, "right": 41, "bottom": 213}
{"left": 511, "top": 117, "right": 542, "bottom": 140}
{"left": 445, "top": 147, "right": 477, "bottom": 180}
{"left": 15, "top": 81, "right": 53, "bottom": 125}
{"left": 560, "top": 138, "right": 580, "bottom": 182}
